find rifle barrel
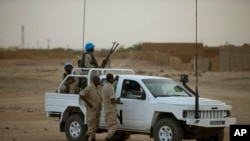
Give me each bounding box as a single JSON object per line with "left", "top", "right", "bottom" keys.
{"left": 106, "top": 42, "right": 119, "bottom": 60}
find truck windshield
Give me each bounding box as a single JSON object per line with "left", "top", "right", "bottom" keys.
{"left": 142, "top": 79, "right": 192, "bottom": 97}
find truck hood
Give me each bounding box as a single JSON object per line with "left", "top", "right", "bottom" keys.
{"left": 155, "top": 97, "right": 226, "bottom": 106}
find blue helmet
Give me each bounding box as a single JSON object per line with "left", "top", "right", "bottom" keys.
{"left": 64, "top": 62, "right": 73, "bottom": 68}
{"left": 85, "top": 42, "right": 95, "bottom": 51}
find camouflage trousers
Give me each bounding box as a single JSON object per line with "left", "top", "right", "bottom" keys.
{"left": 105, "top": 112, "right": 118, "bottom": 139}
{"left": 86, "top": 108, "right": 101, "bottom": 139}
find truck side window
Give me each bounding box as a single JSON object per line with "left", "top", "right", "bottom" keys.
{"left": 121, "top": 80, "right": 146, "bottom": 100}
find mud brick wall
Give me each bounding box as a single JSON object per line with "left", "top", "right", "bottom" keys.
{"left": 114, "top": 43, "right": 250, "bottom": 72}
{"left": 141, "top": 42, "right": 204, "bottom": 56}
{"left": 220, "top": 46, "right": 250, "bottom": 71}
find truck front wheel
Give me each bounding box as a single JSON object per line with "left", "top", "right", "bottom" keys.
{"left": 65, "top": 114, "right": 86, "bottom": 141}
{"left": 153, "top": 118, "right": 183, "bottom": 141}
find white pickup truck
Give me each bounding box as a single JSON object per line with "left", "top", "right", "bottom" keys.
{"left": 45, "top": 68, "right": 236, "bottom": 141}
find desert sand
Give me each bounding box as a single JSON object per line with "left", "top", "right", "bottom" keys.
{"left": 0, "top": 57, "right": 249, "bottom": 141}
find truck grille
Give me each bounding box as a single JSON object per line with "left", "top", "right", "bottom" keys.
{"left": 186, "top": 110, "right": 229, "bottom": 119}
{"left": 199, "top": 110, "right": 228, "bottom": 119}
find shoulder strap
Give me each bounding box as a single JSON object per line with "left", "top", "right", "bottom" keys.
{"left": 81, "top": 52, "right": 88, "bottom": 68}
{"left": 89, "top": 53, "right": 98, "bottom": 67}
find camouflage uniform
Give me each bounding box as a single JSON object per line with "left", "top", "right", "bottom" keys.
{"left": 60, "top": 72, "right": 79, "bottom": 94}
{"left": 84, "top": 53, "right": 98, "bottom": 68}
{"left": 81, "top": 53, "right": 99, "bottom": 81}
{"left": 102, "top": 83, "right": 118, "bottom": 139}
{"left": 79, "top": 83, "right": 102, "bottom": 140}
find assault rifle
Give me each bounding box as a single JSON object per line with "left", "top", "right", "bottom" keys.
{"left": 106, "top": 41, "right": 119, "bottom": 60}
{"left": 104, "top": 41, "right": 119, "bottom": 68}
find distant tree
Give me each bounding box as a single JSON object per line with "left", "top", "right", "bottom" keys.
{"left": 128, "top": 43, "right": 142, "bottom": 51}
{"left": 117, "top": 45, "right": 128, "bottom": 52}
{"left": 117, "top": 43, "right": 142, "bottom": 52}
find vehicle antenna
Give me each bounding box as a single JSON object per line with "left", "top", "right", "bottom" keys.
{"left": 195, "top": 0, "right": 199, "bottom": 119}
{"left": 83, "top": 0, "right": 86, "bottom": 49}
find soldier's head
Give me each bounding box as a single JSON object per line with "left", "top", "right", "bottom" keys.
{"left": 85, "top": 42, "right": 95, "bottom": 52}
{"left": 64, "top": 62, "right": 73, "bottom": 74}
{"left": 92, "top": 75, "right": 100, "bottom": 86}
{"left": 106, "top": 73, "right": 114, "bottom": 84}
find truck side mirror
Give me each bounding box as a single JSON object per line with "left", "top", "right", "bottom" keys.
{"left": 180, "top": 74, "right": 189, "bottom": 83}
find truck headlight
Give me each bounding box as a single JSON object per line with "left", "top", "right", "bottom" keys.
{"left": 224, "top": 111, "right": 231, "bottom": 117}
{"left": 183, "top": 110, "right": 188, "bottom": 118}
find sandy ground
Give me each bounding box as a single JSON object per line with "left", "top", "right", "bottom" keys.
{"left": 0, "top": 58, "right": 250, "bottom": 141}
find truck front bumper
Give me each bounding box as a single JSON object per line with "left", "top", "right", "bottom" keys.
{"left": 186, "top": 117, "right": 236, "bottom": 127}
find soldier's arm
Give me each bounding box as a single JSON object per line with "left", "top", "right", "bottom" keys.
{"left": 81, "top": 96, "right": 93, "bottom": 108}
{"left": 63, "top": 73, "right": 67, "bottom": 80}
{"left": 109, "top": 86, "right": 122, "bottom": 104}
{"left": 111, "top": 97, "right": 121, "bottom": 104}
{"left": 79, "top": 88, "right": 93, "bottom": 108}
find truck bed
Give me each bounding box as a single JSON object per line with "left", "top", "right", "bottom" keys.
{"left": 45, "top": 93, "right": 84, "bottom": 117}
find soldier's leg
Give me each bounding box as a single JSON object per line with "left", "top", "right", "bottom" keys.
{"left": 87, "top": 110, "right": 97, "bottom": 140}
{"left": 106, "top": 112, "right": 118, "bottom": 139}
{"left": 96, "top": 111, "right": 101, "bottom": 131}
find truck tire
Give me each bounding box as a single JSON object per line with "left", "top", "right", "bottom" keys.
{"left": 112, "top": 131, "right": 131, "bottom": 141}
{"left": 197, "top": 129, "right": 224, "bottom": 141}
{"left": 153, "top": 118, "right": 183, "bottom": 141}
{"left": 65, "top": 114, "right": 86, "bottom": 141}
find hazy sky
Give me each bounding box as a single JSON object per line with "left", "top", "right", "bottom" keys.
{"left": 0, "top": 0, "right": 250, "bottom": 50}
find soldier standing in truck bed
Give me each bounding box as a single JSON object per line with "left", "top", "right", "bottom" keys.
{"left": 78, "top": 42, "right": 107, "bottom": 89}
{"left": 80, "top": 42, "right": 107, "bottom": 68}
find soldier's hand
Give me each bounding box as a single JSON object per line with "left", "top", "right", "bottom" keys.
{"left": 116, "top": 97, "right": 123, "bottom": 104}
{"left": 100, "top": 59, "right": 108, "bottom": 68}
{"left": 102, "top": 59, "right": 108, "bottom": 65}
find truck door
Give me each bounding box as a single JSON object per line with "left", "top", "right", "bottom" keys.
{"left": 116, "top": 79, "right": 149, "bottom": 131}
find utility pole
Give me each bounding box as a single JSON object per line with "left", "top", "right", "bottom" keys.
{"left": 66, "top": 44, "right": 69, "bottom": 50}
{"left": 21, "top": 25, "right": 25, "bottom": 48}
{"left": 36, "top": 41, "right": 40, "bottom": 49}
{"left": 47, "top": 39, "right": 50, "bottom": 50}
{"left": 83, "top": 0, "right": 86, "bottom": 49}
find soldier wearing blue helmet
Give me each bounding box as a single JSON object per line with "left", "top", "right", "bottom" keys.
{"left": 78, "top": 42, "right": 107, "bottom": 68}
